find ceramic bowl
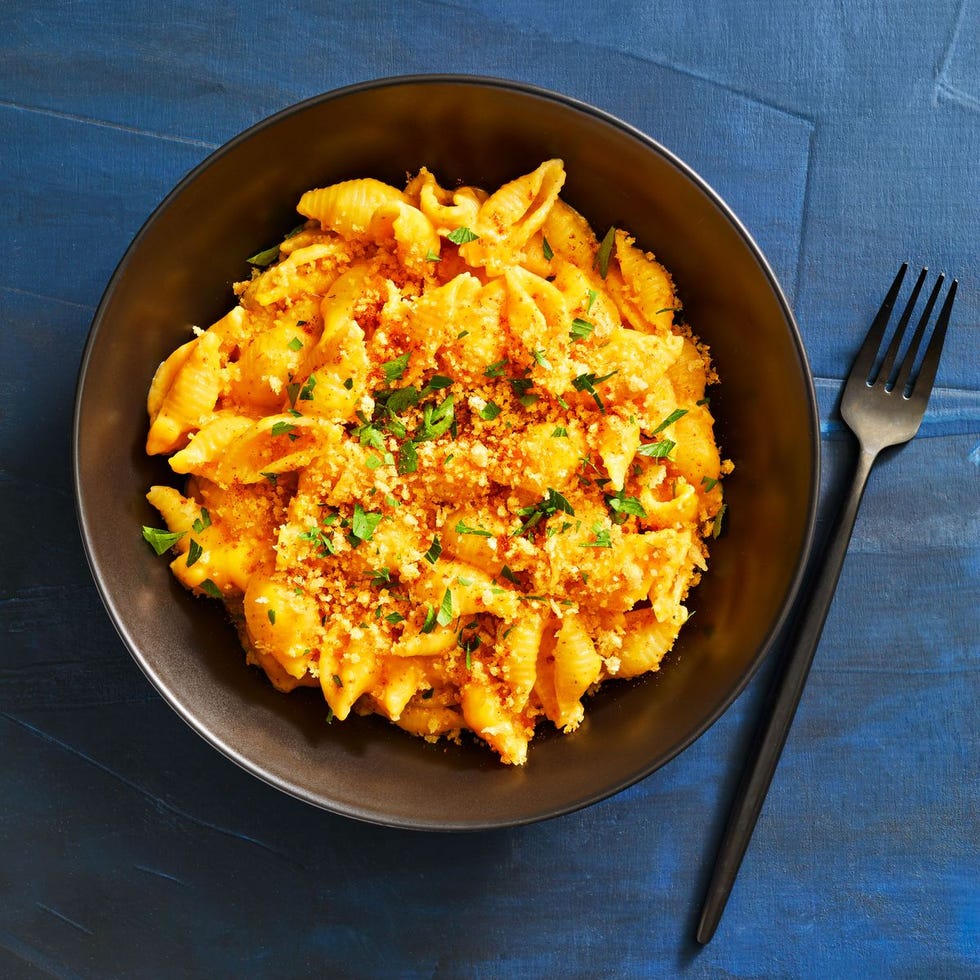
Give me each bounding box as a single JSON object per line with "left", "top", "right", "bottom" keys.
{"left": 74, "top": 75, "right": 819, "bottom": 829}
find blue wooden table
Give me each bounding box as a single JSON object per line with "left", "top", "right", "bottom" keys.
{"left": 1, "top": 2, "right": 977, "bottom": 976}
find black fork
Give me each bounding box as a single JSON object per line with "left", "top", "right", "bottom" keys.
{"left": 697, "top": 264, "right": 959, "bottom": 943}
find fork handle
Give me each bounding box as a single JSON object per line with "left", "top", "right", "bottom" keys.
{"left": 696, "top": 445, "right": 878, "bottom": 944}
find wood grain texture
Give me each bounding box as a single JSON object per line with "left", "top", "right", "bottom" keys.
{"left": 0, "top": 0, "right": 977, "bottom": 976}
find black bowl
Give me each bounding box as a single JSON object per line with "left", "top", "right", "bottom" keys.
{"left": 73, "top": 75, "right": 819, "bottom": 830}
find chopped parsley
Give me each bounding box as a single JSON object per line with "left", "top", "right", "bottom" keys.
{"left": 479, "top": 401, "right": 502, "bottom": 421}
{"left": 141, "top": 526, "right": 186, "bottom": 555}
{"left": 712, "top": 504, "right": 728, "bottom": 539}
{"left": 701, "top": 476, "right": 718, "bottom": 492}
{"left": 186, "top": 539, "right": 204, "bottom": 567}
{"left": 287, "top": 336, "right": 304, "bottom": 352}
{"left": 199, "top": 578, "right": 223, "bottom": 598}
{"left": 424, "top": 536, "right": 442, "bottom": 564}
{"left": 551, "top": 426, "right": 569, "bottom": 438}
{"left": 381, "top": 351, "right": 411, "bottom": 383}
{"left": 271, "top": 420, "right": 298, "bottom": 440}
{"left": 299, "top": 523, "right": 337, "bottom": 557}
{"left": 447, "top": 226, "right": 479, "bottom": 245}
{"left": 637, "top": 438, "right": 675, "bottom": 459}
{"left": 267, "top": 609, "right": 276, "bottom": 625}
{"left": 260, "top": 471, "right": 278, "bottom": 485}
{"left": 397, "top": 440, "right": 418, "bottom": 475}
{"left": 580, "top": 525, "right": 613, "bottom": 549}
{"left": 531, "top": 349, "right": 551, "bottom": 368}
{"left": 542, "top": 236, "right": 554, "bottom": 261}
{"left": 420, "top": 605, "right": 438, "bottom": 633}
{"left": 652, "top": 408, "right": 688, "bottom": 434}
{"left": 595, "top": 226, "right": 615, "bottom": 278}
{"left": 455, "top": 521, "right": 492, "bottom": 538}
{"left": 512, "top": 487, "right": 575, "bottom": 538}
{"left": 436, "top": 588, "right": 454, "bottom": 627}
{"left": 350, "top": 503, "right": 383, "bottom": 543}
{"left": 569, "top": 318, "right": 594, "bottom": 342}
{"left": 299, "top": 374, "right": 317, "bottom": 401}
{"left": 415, "top": 393, "right": 455, "bottom": 441}
{"left": 571, "top": 370, "right": 618, "bottom": 413}
{"left": 585, "top": 288, "right": 597, "bottom": 313}
{"left": 425, "top": 249, "right": 441, "bottom": 262}
{"left": 246, "top": 244, "right": 280, "bottom": 267}
{"left": 500, "top": 565, "right": 520, "bottom": 586}
{"left": 484, "top": 358, "right": 508, "bottom": 378}
{"left": 604, "top": 490, "right": 647, "bottom": 524}
{"left": 191, "top": 507, "right": 212, "bottom": 534}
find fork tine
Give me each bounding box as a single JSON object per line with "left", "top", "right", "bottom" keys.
{"left": 892, "top": 273, "right": 944, "bottom": 394}
{"left": 875, "top": 266, "right": 928, "bottom": 385}
{"left": 851, "top": 263, "right": 908, "bottom": 385}
{"left": 905, "top": 278, "right": 957, "bottom": 406}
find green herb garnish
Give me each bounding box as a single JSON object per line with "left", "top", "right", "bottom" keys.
{"left": 455, "top": 521, "right": 492, "bottom": 538}
{"left": 381, "top": 351, "right": 411, "bottom": 383}
{"left": 186, "top": 539, "right": 204, "bottom": 567}
{"left": 512, "top": 487, "right": 575, "bottom": 538}
{"left": 141, "top": 526, "right": 186, "bottom": 555}
{"left": 595, "top": 226, "right": 615, "bottom": 278}
{"left": 447, "top": 226, "right": 479, "bottom": 245}
{"left": 436, "top": 588, "right": 454, "bottom": 627}
{"left": 571, "top": 370, "right": 618, "bottom": 413}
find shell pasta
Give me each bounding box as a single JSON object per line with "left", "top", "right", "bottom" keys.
{"left": 142, "top": 160, "right": 728, "bottom": 765}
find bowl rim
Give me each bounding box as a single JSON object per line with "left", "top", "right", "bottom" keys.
{"left": 72, "top": 73, "right": 821, "bottom": 829}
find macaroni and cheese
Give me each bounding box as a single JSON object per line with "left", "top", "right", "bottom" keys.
{"left": 142, "top": 160, "right": 728, "bottom": 765}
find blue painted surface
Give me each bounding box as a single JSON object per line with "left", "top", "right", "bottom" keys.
{"left": 1, "top": 1, "right": 978, "bottom": 976}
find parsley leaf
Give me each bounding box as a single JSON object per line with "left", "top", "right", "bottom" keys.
{"left": 511, "top": 487, "right": 575, "bottom": 537}
{"left": 604, "top": 490, "right": 647, "bottom": 524}
{"left": 712, "top": 503, "right": 728, "bottom": 539}
{"left": 569, "top": 318, "right": 594, "bottom": 342}
{"left": 287, "top": 336, "right": 304, "bottom": 352}
{"left": 142, "top": 526, "right": 185, "bottom": 555}
{"left": 246, "top": 244, "right": 280, "bottom": 267}
{"left": 381, "top": 352, "right": 411, "bottom": 382}
{"left": 571, "top": 370, "right": 618, "bottom": 413}
{"left": 455, "top": 521, "right": 492, "bottom": 538}
{"left": 479, "top": 401, "right": 502, "bottom": 421}
{"left": 436, "top": 588, "right": 454, "bottom": 627}
{"left": 447, "top": 226, "right": 479, "bottom": 245}
{"left": 652, "top": 408, "right": 688, "bottom": 434}
{"left": 424, "top": 536, "right": 442, "bottom": 564}
{"left": 415, "top": 394, "right": 455, "bottom": 442}
{"left": 186, "top": 539, "right": 204, "bottom": 567}
{"left": 542, "top": 236, "right": 554, "bottom": 261}
{"left": 595, "top": 226, "right": 615, "bottom": 278}
{"left": 299, "top": 374, "right": 317, "bottom": 401}
{"left": 397, "top": 440, "right": 418, "bottom": 475}
{"left": 580, "top": 525, "right": 613, "bottom": 548}
{"left": 637, "top": 438, "right": 675, "bottom": 459}
{"left": 191, "top": 507, "right": 211, "bottom": 534}
{"left": 351, "top": 503, "right": 383, "bottom": 543}
{"left": 199, "top": 579, "right": 223, "bottom": 598}
{"left": 271, "top": 420, "right": 298, "bottom": 440}
{"left": 483, "top": 358, "right": 508, "bottom": 378}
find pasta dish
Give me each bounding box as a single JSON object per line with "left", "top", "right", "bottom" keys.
{"left": 141, "top": 160, "right": 728, "bottom": 765}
